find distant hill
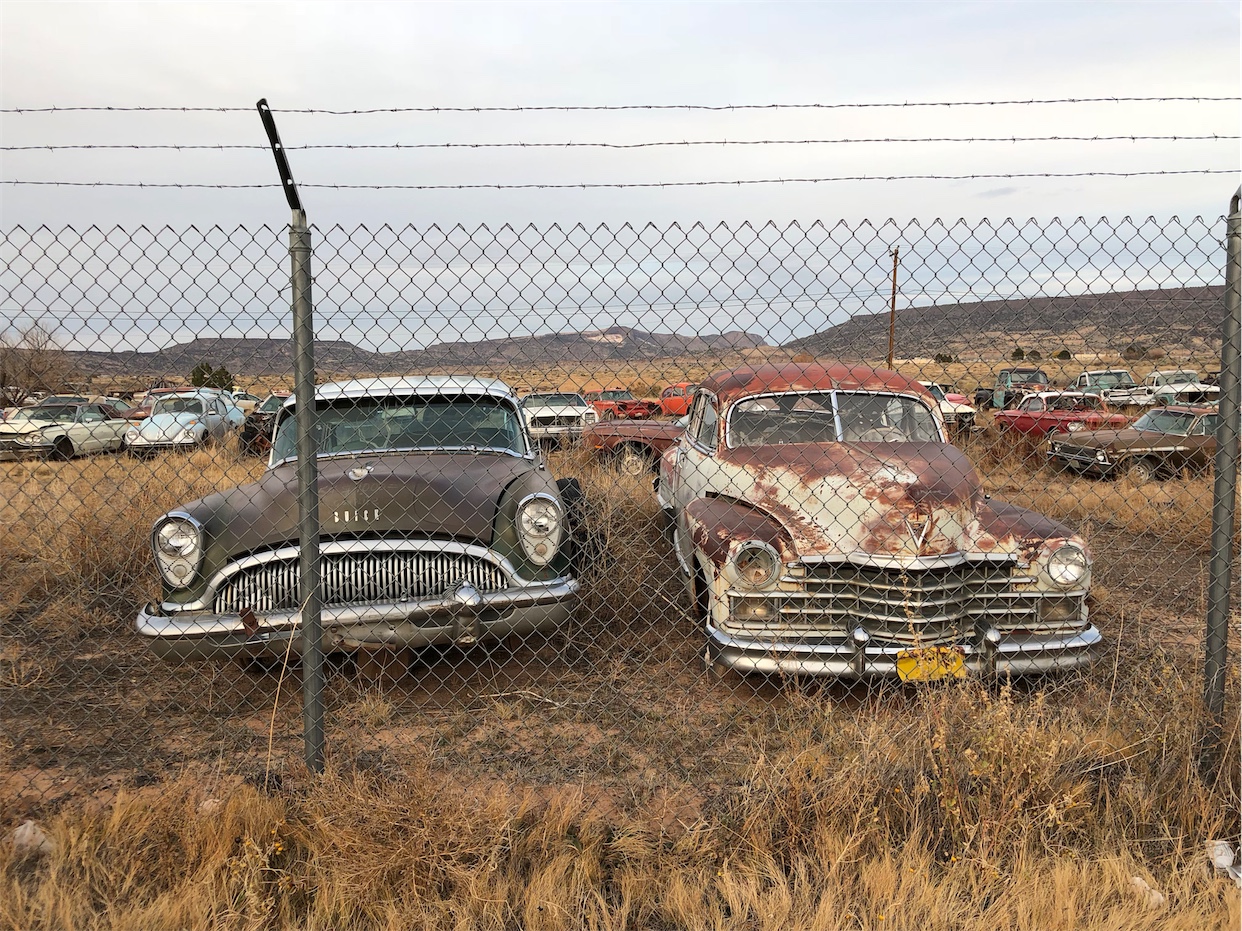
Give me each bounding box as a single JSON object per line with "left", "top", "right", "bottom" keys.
{"left": 64, "top": 328, "right": 769, "bottom": 380}
{"left": 784, "top": 286, "right": 1225, "bottom": 361}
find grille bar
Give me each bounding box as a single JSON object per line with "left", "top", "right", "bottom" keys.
{"left": 214, "top": 550, "right": 508, "bottom": 614}
{"left": 726, "top": 561, "right": 1045, "bottom": 645}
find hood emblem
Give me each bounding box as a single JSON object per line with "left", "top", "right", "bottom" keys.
{"left": 347, "top": 463, "right": 374, "bottom": 482}
{"left": 904, "top": 513, "right": 933, "bottom": 549}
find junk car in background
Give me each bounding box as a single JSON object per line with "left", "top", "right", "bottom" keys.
{"left": 658, "top": 363, "right": 1100, "bottom": 681}
{"left": 136, "top": 376, "right": 582, "bottom": 662}
{"left": 0, "top": 402, "right": 129, "bottom": 460}
{"left": 520, "top": 391, "right": 598, "bottom": 447}
{"left": 1047, "top": 404, "right": 1220, "bottom": 483}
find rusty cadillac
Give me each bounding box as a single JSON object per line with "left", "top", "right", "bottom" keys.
{"left": 136, "top": 376, "right": 581, "bottom": 661}
{"left": 657, "top": 363, "right": 1100, "bottom": 680}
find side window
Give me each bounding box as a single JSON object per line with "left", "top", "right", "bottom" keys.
{"left": 1193, "top": 415, "right": 1220, "bottom": 436}
{"left": 696, "top": 397, "right": 718, "bottom": 449}
{"left": 686, "top": 392, "right": 717, "bottom": 450}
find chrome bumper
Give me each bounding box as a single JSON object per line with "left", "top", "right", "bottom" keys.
{"left": 136, "top": 577, "right": 580, "bottom": 660}
{"left": 705, "top": 624, "right": 1103, "bottom": 678}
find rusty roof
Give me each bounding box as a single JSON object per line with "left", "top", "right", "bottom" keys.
{"left": 700, "top": 363, "right": 933, "bottom": 406}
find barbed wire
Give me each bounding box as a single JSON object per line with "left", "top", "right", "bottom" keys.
{"left": 2, "top": 97, "right": 1238, "bottom": 115}
{"left": 3, "top": 135, "right": 1235, "bottom": 153}
{"left": 3, "top": 169, "right": 1232, "bottom": 190}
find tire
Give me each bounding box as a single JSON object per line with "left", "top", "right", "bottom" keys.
{"left": 1125, "top": 458, "right": 1159, "bottom": 485}
{"left": 51, "top": 437, "right": 75, "bottom": 461}
{"left": 602, "top": 409, "right": 617, "bottom": 421}
{"left": 616, "top": 444, "right": 651, "bottom": 476}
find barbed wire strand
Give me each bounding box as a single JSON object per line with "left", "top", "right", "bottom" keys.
{"left": 2, "top": 169, "right": 1233, "bottom": 190}
{"left": 2, "top": 97, "right": 1238, "bottom": 115}
{"left": 2, "top": 135, "right": 1237, "bottom": 152}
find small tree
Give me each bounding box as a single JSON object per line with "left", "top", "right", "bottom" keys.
{"left": 933, "top": 352, "right": 955, "bottom": 364}
{"left": 190, "top": 362, "right": 234, "bottom": 390}
{"left": 1011, "top": 347, "right": 1025, "bottom": 361}
{"left": 1054, "top": 349, "right": 1072, "bottom": 361}
{"left": 1027, "top": 350, "right": 1042, "bottom": 362}
{"left": 0, "top": 323, "right": 77, "bottom": 405}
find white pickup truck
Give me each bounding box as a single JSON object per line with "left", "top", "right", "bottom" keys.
{"left": 1071, "top": 369, "right": 1148, "bottom": 406}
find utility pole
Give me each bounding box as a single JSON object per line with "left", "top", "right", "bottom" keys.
{"left": 887, "top": 247, "right": 900, "bottom": 370}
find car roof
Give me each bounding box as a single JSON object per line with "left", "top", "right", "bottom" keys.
{"left": 701, "top": 363, "right": 932, "bottom": 405}
{"left": 1150, "top": 404, "right": 1218, "bottom": 415}
{"left": 306, "top": 376, "right": 517, "bottom": 404}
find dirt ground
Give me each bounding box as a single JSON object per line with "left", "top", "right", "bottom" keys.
{"left": 1, "top": 432, "right": 1237, "bottom": 823}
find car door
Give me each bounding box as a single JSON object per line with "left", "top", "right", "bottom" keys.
{"left": 206, "top": 399, "right": 228, "bottom": 440}
{"left": 77, "top": 405, "right": 112, "bottom": 453}
{"left": 671, "top": 390, "right": 719, "bottom": 568}
{"left": 1185, "top": 413, "right": 1220, "bottom": 470}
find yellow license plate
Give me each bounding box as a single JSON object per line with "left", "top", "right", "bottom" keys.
{"left": 896, "top": 646, "right": 967, "bottom": 682}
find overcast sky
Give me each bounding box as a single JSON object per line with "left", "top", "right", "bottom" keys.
{"left": 2, "top": 0, "right": 1238, "bottom": 229}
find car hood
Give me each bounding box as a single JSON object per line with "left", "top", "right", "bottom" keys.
{"left": 179, "top": 451, "right": 538, "bottom": 559}
{"left": 714, "top": 441, "right": 1072, "bottom": 561}
{"left": 135, "top": 412, "right": 203, "bottom": 437}
{"left": 0, "top": 421, "right": 48, "bottom": 437}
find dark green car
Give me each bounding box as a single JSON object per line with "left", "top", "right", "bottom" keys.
{"left": 136, "top": 376, "right": 581, "bottom": 661}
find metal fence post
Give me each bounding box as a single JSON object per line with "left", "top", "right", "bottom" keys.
{"left": 1203, "top": 186, "right": 1242, "bottom": 775}
{"left": 258, "top": 99, "right": 325, "bottom": 773}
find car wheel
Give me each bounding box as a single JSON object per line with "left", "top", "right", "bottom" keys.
{"left": 602, "top": 409, "right": 617, "bottom": 421}
{"left": 1125, "top": 458, "right": 1159, "bottom": 485}
{"left": 616, "top": 444, "right": 651, "bottom": 476}
{"left": 51, "top": 437, "right": 75, "bottom": 461}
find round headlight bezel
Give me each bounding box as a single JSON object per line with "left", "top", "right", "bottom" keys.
{"left": 152, "top": 511, "right": 205, "bottom": 588}
{"left": 515, "top": 492, "right": 564, "bottom": 567}
{"left": 731, "top": 540, "right": 782, "bottom": 590}
{"left": 1045, "top": 542, "right": 1090, "bottom": 589}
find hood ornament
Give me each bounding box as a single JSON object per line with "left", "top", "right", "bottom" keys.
{"left": 904, "top": 512, "right": 933, "bottom": 549}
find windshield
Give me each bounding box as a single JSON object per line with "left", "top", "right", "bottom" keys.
{"left": 599, "top": 390, "right": 633, "bottom": 400}
{"left": 922, "top": 384, "right": 947, "bottom": 401}
{"left": 1132, "top": 409, "right": 1196, "bottom": 435}
{"left": 727, "top": 391, "right": 941, "bottom": 446}
{"left": 1087, "top": 372, "right": 1136, "bottom": 389}
{"left": 272, "top": 395, "right": 527, "bottom": 461}
{"left": 259, "top": 394, "right": 287, "bottom": 414}
{"left": 1153, "top": 371, "right": 1198, "bottom": 386}
{"left": 11, "top": 405, "right": 77, "bottom": 424}
{"left": 153, "top": 397, "right": 205, "bottom": 417}
{"left": 525, "top": 393, "right": 585, "bottom": 406}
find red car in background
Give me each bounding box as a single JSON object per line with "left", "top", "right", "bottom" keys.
{"left": 991, "top": 391, "right": 1130, "bottom": 438}
{"left": 583, "top": 387, "right": 658, "bottom": 420}
{"left": 659, "top": 382, "right": 697, "bottom": 416}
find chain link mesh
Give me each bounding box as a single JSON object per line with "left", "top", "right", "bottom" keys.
{"left": 1, "top": 217, "right": 1236, "bottom": 815}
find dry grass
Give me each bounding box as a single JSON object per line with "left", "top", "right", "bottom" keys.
{"left": 1, "top": 431, "right": 1238, "bottom": 928}
{"left": 2, "top": 672, "right": 1238, "bottom": 930}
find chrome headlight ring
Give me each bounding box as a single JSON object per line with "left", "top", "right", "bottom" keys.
{"left": 515, "top": 492, "right": 564, "bottom": 567}
{"left": 1044, "top": 542, "right": 1090, "bottom": 589}
{"left": 731, "top": 540, "right": 782, "bottom": 590}
{"left": 152, "top": 511, "right": 205, "bottom": 588}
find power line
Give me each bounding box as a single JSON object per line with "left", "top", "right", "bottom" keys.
{"left": 1, "top": 96, "right": 1238, "bottom": 115}
{"left": 3, "top": 169, "right": 1231, "bottom": 190}
{"left": 2, "top": 135, "right": 1236, "bottom": 152}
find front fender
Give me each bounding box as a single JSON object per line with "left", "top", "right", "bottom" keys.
{"left": 682, "top": 497, "right": 797, "bottom": 569}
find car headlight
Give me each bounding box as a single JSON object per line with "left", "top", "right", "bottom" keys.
{"left": 731, "top": 541, "right": 781, "bottom": 589}
{"left": 584, "top": 410, "right": 598, "bottom": 423}
{"left": 125, "top": 426, "right": 140, "bottom": 442}
{"left": 152, "top": 513, "right": 204, "bottom": 588}
{"left": 1067, "top": 422, "right": 1085, "bottom": 432}
{"left": 1045, "top": 543, "right": 1089, "bottom": 588}
{"left": 16, "top": 431, "right": 47, "bottom": 445}
{"left": 516, "top": 493, "right": 564, "bottom": 566}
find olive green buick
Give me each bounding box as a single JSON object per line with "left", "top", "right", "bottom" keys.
{"left": 135, "top": 377, "right": 582, "bottom": 661}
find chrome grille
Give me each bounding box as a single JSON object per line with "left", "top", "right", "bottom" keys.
{"left": 726, "top": 561, "right": 1039, "bottom": 646}
{"left": 213, "top": 549, "right": 508, "bottom": 614}
{"left": 530, "top": 414, "right": 580, "bottom": 428}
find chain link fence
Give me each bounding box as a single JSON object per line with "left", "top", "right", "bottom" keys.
{"left": 1, "top": 213, "right": 1237, "bottom": 815}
